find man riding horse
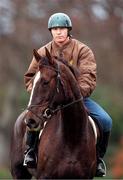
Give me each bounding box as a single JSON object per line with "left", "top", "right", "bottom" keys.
{"left": 23, "top": 13, "right": 112, "bottom": 177}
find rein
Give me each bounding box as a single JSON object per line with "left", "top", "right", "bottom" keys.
{"left": 27, "top": 96, "right": 83, "bottom": 120}
{"left": 51, "top": 96, "right": 83, "bottom": 113}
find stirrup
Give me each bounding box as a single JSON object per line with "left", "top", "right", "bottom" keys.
{"left": 100, "top": 158, "right": 106, "bottom": 176}
{"left": 23, "top": 148, "right": 37, "bottom": 168}
{"left": 96, "top": 158, "right": 107, "bottom": 177}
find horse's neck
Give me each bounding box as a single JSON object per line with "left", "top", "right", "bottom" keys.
{"left": 61, "top": 101, "right": 88, "bottom": 145}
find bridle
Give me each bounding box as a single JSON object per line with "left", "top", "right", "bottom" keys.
{"left": 26, "top": 62, "right": 83, "bottom": 121}
{"left": 27, "top": 96, "right": 83, "bottom": 121}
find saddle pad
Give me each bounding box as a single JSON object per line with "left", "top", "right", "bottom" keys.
{"left": 88, "top": 116, "right": 97, "bottom": 144}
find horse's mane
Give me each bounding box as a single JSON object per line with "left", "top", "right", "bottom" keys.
{"left": 38, "top": 54, "right": 80, "bottom": 81}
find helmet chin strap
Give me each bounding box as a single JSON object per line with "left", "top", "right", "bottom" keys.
{"left": 68, "top": 31, "right": 72, "bottom": 37}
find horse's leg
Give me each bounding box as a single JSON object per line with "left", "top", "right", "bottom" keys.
{"left": 10, "top": 111, "right": 32, "bottom": 179}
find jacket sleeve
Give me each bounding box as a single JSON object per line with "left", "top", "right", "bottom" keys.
{"left": 24, "top": 56, "right": 38, "bottom": 93}
{"left": 24, "top": 46, "right": 47, "bottom": 92}
{"left": 77, "top": 46, "right": 97, "bottom": 97}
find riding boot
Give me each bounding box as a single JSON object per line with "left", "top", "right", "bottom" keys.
{"left": 23, "top": 130, "right": 39, "bottom": 168}
{"left": 96, "top": 131, "right": 110, "bottom": 177}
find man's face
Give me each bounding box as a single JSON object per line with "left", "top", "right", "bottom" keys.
{"left": 51, "top": 27, "right": 68, "bottom": 43}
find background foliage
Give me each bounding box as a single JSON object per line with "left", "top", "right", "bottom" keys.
{"left": 0, "top": 0, "right": 123, "bottom": 178}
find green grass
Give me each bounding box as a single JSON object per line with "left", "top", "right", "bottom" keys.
{"left": 0, "top": 168, "right": 12, "bottom": 179}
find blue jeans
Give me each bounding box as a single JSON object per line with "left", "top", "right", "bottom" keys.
{"left": 84, "top": 98, "right": 112, "bottom": 132}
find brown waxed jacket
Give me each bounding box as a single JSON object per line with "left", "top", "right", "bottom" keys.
{"left": 24, "top": 38, "right": 97, "bottom": 97}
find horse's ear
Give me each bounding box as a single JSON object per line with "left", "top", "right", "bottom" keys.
{"left": 45, "top": 47, "right": 53, "bottom": 64}
{"left": 33, "top": 49, "right": 41, "bottom": 62}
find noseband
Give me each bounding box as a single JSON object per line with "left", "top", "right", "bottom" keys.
{"left": 26, "top": 62, "right": 83, "bottom": 120}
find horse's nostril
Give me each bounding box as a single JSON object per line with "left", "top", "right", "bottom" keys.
{"left": 26, "top": 118, "right": 36, "bottom": 129}
{"left": 29, "top": 119, "right": 36, "bottom": 124}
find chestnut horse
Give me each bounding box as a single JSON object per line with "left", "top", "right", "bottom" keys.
{"left": 10, "top": 48, "right": 99, "bottom": 179}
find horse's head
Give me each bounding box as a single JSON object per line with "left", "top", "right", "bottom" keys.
{"left": 26, "top": 48, "right": 82, "bottom": 127}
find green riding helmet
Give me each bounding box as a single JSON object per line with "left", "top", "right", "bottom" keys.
{"left": 48, "top": 13, "right": 72, "bottom": 30}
